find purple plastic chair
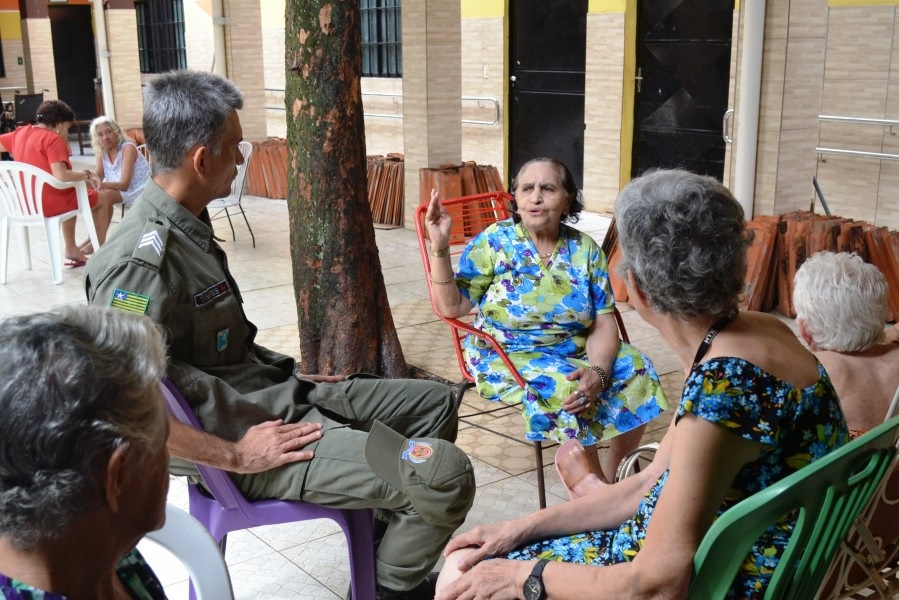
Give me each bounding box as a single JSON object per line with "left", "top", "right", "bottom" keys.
{"left": 160, "top": 379, "right": 377, "bottom": 600}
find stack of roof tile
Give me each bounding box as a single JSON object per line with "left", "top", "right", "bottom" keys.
{"left": 603, "top": 211, "right": 898, "bottom": 322}
{"left": 246, "top": 138, "right": 287, "bottom": 199}
{"left": 418, "top": 162, "right": 507, "bottom": 243}
{"left": 367, "top": 154, "right": 405, "bottom": 226}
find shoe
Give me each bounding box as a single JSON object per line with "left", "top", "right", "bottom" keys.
{"left": 347, "top": 572, "right": 438, "bottom": 600}
{"left": 64, "top": 259, "right": 86, "bottom": 268}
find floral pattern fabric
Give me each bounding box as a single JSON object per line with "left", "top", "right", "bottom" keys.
{"left": 505, "top": 357, "right": 848, "bottom": 598}
{"left": 455, "top": 218, "right": 668, "bottom": 444}
{"left": 0, "top": 548, "right": 167, "bottom": 599}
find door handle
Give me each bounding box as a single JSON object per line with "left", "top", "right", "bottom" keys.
{"left": 722, "top": 108, "right": 734, "bottom": 144}
{"left": 635, "top": 68, "right": 643, "bottom": 93}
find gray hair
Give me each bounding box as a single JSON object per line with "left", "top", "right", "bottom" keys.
{"left": 89, "top": 115, "right": 129, "bottom": 157}
{"left": 793, "top": 252, "right": 888, "bottom": 351}
{"left": 142, "top": 70, "right": 244, "bottom": 176}
{"left": 0, "top": 306, "right": 168, "bottom": 550}
{"left": 615, "top": 169, "right": 750, "bottom": 319}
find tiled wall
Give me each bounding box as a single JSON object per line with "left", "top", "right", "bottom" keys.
{"left": 584, "top": 11, "right": 627, "bottom": 213}
{"left": 816, "top": 4, "right": 899, "bottom": 229}
{"left": 107, "top": 9, "right": 144, "bottom": 129}
{"left": 224, "top": 0, "right": 266, "bottom": 142}
{"left": 20, "top": 19, "right": 56, "bottom": 98}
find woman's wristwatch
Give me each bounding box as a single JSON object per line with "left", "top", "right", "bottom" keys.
{"left": 523, "top": 559, "right": 549, "bottom": 600}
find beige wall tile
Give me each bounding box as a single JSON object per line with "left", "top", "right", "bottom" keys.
{"left": 766, "top": 0, "right": 790, "bottom": 40}
{"left": 875, "top": 161, "right": 899, "bottom": 229}
{"left": 821, "top": 78, "right": 887, "bottom": 121}
{"left": 788, "top": 0, "right": 828, "bottom": 39}
{"left": 759, "top": 36, "right": 787, "bottom": 131}
{"left": 21, "top": 19, "right": 56, "bottom": 98}
{"left": 773, "top": 127, "right": 818, "bottom": 212}
{"left": 107, "top": 10, "right": 144, "bottom": 129}
{"left": 753, "top": 128, "right": 781, "bottom": 215}
{"left": 0, "top": 40, "right": 27, "bottom": 90}
{"left": 824, "top": 7, "right": 893, "bottom": 81}
{"left": 814, "top": 154, "right": 879, "bottom": 223}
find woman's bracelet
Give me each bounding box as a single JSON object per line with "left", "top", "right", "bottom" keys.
{"left": 590, "top": 365, "right": 609, "bottom": 391}
{"left": 429, "top": 246, "right": 450, "bottom": 258}
{"left": 83, "top": 169, "right": 91, "bottom": 181}
{"left": 430, "top": 275, "right": 455, "bottom": 285}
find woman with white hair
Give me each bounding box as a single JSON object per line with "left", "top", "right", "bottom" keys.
{"left": 793, "top": 251, "right": 899, "bottom": 436}
{"left": 90, "top": 116, "right": 151, "bottom": 213}
{"left": 0, "top": 305, "right": 169, "bottom": 599}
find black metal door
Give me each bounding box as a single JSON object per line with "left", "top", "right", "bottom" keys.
{"left": 509, "top": 0, "right": 587, "bottom": 188}
{"left": 632, "top": 0, "right": 733, "bottom": 179}
{"left": 49, "top": 5, "right": 98, "bottom": 122}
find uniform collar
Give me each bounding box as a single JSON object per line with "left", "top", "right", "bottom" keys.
{"left": 143, "top": 180, "right": 215, "bottom": 251}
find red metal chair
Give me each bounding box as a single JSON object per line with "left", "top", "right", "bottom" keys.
{"left": 414, "top": 192, "right": 630, "bottom": 508}
{"left": 160, "top": 379, "right": 377, "bottom": 600}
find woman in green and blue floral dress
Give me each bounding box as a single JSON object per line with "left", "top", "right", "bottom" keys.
{"left": 426, "top": 158, "right": 668, "bottom": 487}
{"left": 434, "top": 170, "right": 849, "bottom": 600}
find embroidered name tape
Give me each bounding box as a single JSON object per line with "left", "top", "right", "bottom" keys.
{"left": 194, "top": 280, "right": 231, "bottom": 308}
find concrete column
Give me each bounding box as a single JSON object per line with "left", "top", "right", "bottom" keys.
{"left": 105, "top": 5, "right": 145, "bottom": 128}
{"left": 401, "top": 0, "right": 462, "bottom": 229}
{"left": 223, "top": 0, "right": 267, "bottom": 142}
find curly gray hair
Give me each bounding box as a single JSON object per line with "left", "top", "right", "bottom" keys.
{"left": 143, "top": 70, "right": 244, "bottom": 176}
{"left": 0, "top": 306, "right": 167, "bottom": 550}
{"left": 793, "top": 252, "right": 888, "bottom": 351}
{"left": 615, "top": 169, "right": 750, "bottom": 319}
{"left": 88, "top": 115, "right": 130, "bottom": 158}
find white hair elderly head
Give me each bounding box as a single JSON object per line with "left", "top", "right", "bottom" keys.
{"left": 793, "top": 252, "right": 888, "bottom": 352}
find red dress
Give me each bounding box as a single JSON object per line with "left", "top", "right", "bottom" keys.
{"left": 0, "top": 125, "right": 97, "bottom": 217}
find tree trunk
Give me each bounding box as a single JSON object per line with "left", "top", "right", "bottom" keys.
{"left": 285, "top": 0, "right": 408, "bottom": 378}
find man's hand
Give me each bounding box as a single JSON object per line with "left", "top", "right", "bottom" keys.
{"left": 230, "top": 419, "right": 323, "bottom": 473}
{"left": 443, "top": 520, "right": 527, "bottom": 567}
{"left": 435, "top": 558, "right": 530, "bottom": 600}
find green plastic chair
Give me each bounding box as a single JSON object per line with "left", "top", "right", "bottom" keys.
{"left": 687, "top": 414, "right": 899, "bottom": 599}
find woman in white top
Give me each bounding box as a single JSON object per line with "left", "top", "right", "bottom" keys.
{"left": 89, "top": 116, "right": 151, "bottom": 212}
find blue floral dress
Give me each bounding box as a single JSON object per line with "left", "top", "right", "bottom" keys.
{"left": 505, "top": 357, "right": 849, "bottom": 598}
{"left": 455, "top": 219, "right": 667, "bottom": 444}
{"left": 0, "top": 548, "right": 166, "bottom": 599}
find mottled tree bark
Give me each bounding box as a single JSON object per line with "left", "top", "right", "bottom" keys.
{"left": 285, "top": 0, "right": 408, "bottom": 377}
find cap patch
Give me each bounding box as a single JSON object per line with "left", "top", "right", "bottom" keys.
{"left": 403, "top": 440, "right": 433, "bottom": 464}
{"left": 110, "top": 288, "right": 150, "bottom": 314}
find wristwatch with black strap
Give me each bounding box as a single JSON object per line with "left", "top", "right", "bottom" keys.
{"left": 523, "top": 559, "right": 549, "bottom": 600}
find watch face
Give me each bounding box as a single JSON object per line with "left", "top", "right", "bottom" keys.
{"left": 523, "top": 575, "right": 544, "bottom": 600}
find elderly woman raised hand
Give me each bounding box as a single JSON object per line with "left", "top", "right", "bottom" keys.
{"left": 425, "top": 158, "right": 668, "bottom": 495}
{"left": 435, "top": 169, "right": 848, "bottom": 600}
{"left": 0, "top": 305, "right": 169, "bottom": 599}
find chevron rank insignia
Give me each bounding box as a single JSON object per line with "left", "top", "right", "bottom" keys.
{"left": 110, "top": 288, "right": 150, "bottom": 314}
{"left": 131, "top": 222, "right": 169, "bottom": 270}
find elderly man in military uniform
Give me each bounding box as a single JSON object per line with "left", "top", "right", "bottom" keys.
{"left": 85, "top": 70, "right": 474, "bottom": 600}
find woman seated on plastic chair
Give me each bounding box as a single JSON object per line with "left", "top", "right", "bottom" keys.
{"left": 434, "top": 169, "right": 849, "bottom": 600}
{"left": 89, "top": 116, "right": 151, "bottom": 219}
{"left": 425, "top": 157, "right": 668, "bottom": 495}
{"left": 0, "top": 100, "right": 117, "bottom": 266}
{"left": 0, "top": 305, "right": 169, "bottom": 599}
{"left": 793, "top": 251, "right": 899, "bottom": 583}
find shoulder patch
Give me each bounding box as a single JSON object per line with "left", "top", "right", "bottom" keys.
{"left": 110, "top": 288, "right": 150, "bottom": 314}
{"left": 131, "top": 221, "right": 169, "bottom": 271}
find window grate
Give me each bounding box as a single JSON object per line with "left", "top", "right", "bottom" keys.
{"left": 136, "top": 0, "right": 187, "bottom": 74}
{"left": 361, "top": 0, "right": 402, "bottom": 78}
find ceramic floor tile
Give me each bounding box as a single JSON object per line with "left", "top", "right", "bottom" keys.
{"left": 280, "top": 533, "right": 353, "bottom": 596}
{"left": 228, "top": 552, "right": 342, "bottom": 599}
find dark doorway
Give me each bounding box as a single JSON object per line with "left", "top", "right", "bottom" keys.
{"left": 509, "top": 0, "right": 587, "bottom": 188}
{"left": 631, "top": 0, "right": 733, "bottom": 180}
{"left": 49, "top": 5, "right": 98, "bottom": 122}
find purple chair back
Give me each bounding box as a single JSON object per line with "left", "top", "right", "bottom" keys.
{"left": 160, "top": 379, "right": 377, "bottom": 600}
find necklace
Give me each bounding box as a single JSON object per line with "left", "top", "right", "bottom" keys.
{"left": 539, "top": 252, "right": 553, "bottom": 258}
{"left": 691, "top": 310, "right": 738, "bottom": 369}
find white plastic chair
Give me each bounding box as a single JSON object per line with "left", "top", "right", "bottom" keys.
{"left": 207, "top": 140, "right": 254, "bottom": 247}
{"left": 0, "top": 161, "right": 99, "bottom": 284}
{"left": 142, "top": 504, "right": 235, "bottom": 600}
